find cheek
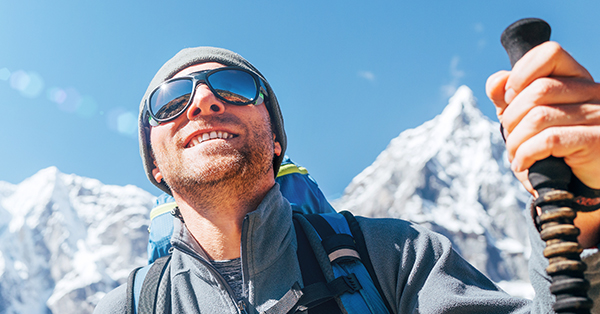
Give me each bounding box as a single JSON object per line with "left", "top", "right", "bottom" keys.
{"left": 149, "top": 126, "right": 163, "bottom": 144}
{"left": 150, "top": 124, "right": 175, "bottom": 148}
{"left": 149, "top": 131, "right": 161, "bottom": 157}
{"left": 149, "top": 126, "right": 174, "bottom": 162}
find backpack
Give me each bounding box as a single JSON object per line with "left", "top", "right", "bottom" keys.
{"left": 126, "top": 156, "right": 393, "bottom": 314}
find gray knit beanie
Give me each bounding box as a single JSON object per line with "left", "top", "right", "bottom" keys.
{"left": 138, "top": 47, "right": 287, "bottom": 195}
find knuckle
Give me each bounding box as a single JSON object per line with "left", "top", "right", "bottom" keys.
{"left": 543, "top": 128, "right": 561, "bottom": 149}
{"left": 541, "top": 41, "right": 563, "bottom": 58}
{"left": 529, "top": 77, "right": 555, "bottom": 98}
{"left": 527, "top": 105, "right": 551, "bottom": 129}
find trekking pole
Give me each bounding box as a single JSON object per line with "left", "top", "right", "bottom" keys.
{"left": 500, "top": 18, "right": 593, "bottom": 313}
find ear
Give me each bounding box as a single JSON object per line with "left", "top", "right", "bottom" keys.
{"left": 273, "top": 134, "right": 282, "bottom": 156}
{"left": 152, "top": 161, "right": 164, "bottom": 183}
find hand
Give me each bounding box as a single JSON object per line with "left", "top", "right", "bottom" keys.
{"left": 486, "top": 41, "right": 600, "bottom": 194}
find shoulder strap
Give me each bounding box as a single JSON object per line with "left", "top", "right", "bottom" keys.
{"left": 293, "top": 212, "right": 392, "bottom": 314}
{"left": 293, "top": 216, "right": 342, "bottom": 313}
{"left": 126, "top": 266, "right": 143, "bottom": 314}
{"left": 127, "top": 255, "right": 172, "bottom": 314}
{"left": 340, "top": 211, "right": 394, "bottom": 314}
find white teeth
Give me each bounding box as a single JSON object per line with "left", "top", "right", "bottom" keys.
{"left": 188, "top": 131, "right": 234, "bottom": 148}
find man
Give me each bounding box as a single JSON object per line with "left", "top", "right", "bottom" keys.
{"left": 95, "top": 44, "right": 598, "bottom": 313}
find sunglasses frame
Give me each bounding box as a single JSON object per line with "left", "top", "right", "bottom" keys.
{"left": 145, "top": 66, "right": 268, "bottom": 126}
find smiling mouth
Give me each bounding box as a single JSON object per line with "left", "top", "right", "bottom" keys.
{"left": 187, "top": 131, "right": 235, "bottom": 148}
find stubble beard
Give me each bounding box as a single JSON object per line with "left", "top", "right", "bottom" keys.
{"left": 154, "top": 116, "right": 275, "bottom": 210}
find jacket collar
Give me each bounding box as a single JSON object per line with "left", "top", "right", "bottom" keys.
{"left": 171, "top": 183, "right": 294, "bottom": 273}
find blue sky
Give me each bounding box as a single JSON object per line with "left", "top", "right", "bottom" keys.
{"left": 1, "top": 1, "right": 599, "bottom": 199}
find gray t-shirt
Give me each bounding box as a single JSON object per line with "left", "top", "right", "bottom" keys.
{"left": 212, "top": 258, "right": 243, "bottom": 300}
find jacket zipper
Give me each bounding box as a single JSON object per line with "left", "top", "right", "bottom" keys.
{"left": 239, "top": 216, "right": 250, "bottom": 314}
{"left": 237, "top": 300, "right": 248, "bottom": 314}
{"left": 176, "top": 245, "right": 247, "bottom": 314}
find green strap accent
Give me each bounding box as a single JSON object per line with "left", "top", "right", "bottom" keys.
{"left": 277, "top": 163, "right": 309, "bottom": 177}
{"left": 150, "top": 202, "right": 177, "bottom": 221}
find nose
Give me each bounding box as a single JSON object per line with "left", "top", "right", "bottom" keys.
{"left": 186, "top": 84, "right": 226, "bottom": 120}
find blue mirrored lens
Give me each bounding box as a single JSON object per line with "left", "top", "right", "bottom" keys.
{"left": 148, "top": 68, "right": 260, "bottom": 122}
{"left": 208, "top": 69, "right": 257, "bottom": 104}
{"left": 150, "top": 79, "right": 193, "bottom": 120}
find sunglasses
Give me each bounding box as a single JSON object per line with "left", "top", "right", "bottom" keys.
{"left": 146, "top": 66, "right": 267, "bottom": 126}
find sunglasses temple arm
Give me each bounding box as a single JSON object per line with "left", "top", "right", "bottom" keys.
{"left": 145, "top": 101, "right": 161, "bottom": 127}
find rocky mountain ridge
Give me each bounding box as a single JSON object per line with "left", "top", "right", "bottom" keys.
{"left": 0, "top": 167, "right": 154, "bottom": 313}
{"left": 335, "top": 85, "right": 532, "bottom": 285}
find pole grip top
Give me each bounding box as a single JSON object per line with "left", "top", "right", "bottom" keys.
{"left": 501, "top": 18, "right": 551, "bottom": 67}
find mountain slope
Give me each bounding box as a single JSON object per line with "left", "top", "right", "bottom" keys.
{"left": 335, "top": 85, "right": 532, "bottom": 284}
{"left": 0, "top": 167, "right": 154, "bottom": 313}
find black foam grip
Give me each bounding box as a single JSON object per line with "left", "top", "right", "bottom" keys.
{"left": 501, "top": 18, "right": 551, "bottom": 67}
{"left": 500, "top": 18, "right": 573, "bottom": 192}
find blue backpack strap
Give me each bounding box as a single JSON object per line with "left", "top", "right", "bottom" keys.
{"left": 293, "top": 215, "right": 342, "bottom": 313}
{"left": 126, "top": 266, "right": 143, "bottom": 314}
{"left": 127, "top": 255, "right": 172, "bottom": 314}
{"left": 340, "top": 211, "right": 394, "bottom": 313}
{"left": 293, "top": 212, "right": 392, "bottom": 314}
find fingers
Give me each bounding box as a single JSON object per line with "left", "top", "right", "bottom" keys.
{"left": 505, "top": 41, "right": 593, "bottom": 104}
{"left": 512, "top": 168, "right": 536, "bottom": 196}
{"left": 511, "top": 125, "right": 600, "bottom": 189}
{"left": 486, "top": 40, "right": 600, "bottom": 192}
{"left": 501, "top": 75, "right": 600, "bottom": 164}
{"left": 505, "top": 102, "right": 600, "bottom": 160}
{"left": 486, "top": 70, "right": 511, "bottom": 117}
{"left": 485, "top": 42, "right": 593, "bottom": 122}
{"left": 502, "top": 77, "right": 600, "bottom": 136}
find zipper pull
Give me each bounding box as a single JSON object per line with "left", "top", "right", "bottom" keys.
{"left": 237, "top": 300, "right": 249, "bottom": 314}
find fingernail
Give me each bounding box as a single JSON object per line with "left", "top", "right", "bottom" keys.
{"left": 504, "top": 88, "right": 516, "bottom": 104}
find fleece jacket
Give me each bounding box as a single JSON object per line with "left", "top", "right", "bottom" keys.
{"left": 95, "top": 184, "right": 535, "bottom": 313}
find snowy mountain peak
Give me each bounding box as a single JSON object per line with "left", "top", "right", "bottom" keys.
{"left": 443, "top": 84, "right": 480, "bottom": 117}
{"left": 448, "top": 85, "right": 477, "bottom": 109}
{"left": 435, "top": 85, "right": 487, "bottom": 139}
{"left": 336, "top": 86, "right": 531, "bottom": 283}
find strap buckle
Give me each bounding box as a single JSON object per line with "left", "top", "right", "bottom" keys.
{"left": 342, "top": 273, "right": 362, "bottom": 293}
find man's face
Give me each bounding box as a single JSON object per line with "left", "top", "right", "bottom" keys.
{"left": 149, "top": 62, "right": 281, "bottom": 198}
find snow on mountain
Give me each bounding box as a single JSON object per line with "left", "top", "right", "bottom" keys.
{"left": 335, "top": 85, "right": 533, "bottom": 287}
{"left": 0, "top": 167, "right": 155, "bottom": 313}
